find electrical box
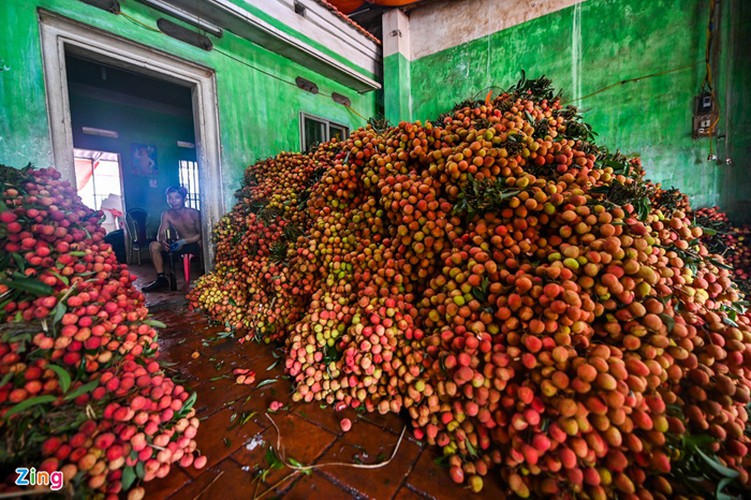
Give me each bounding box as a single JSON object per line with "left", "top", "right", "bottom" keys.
{"left": 693, "top": 92, "right": 718, "bottom": 138}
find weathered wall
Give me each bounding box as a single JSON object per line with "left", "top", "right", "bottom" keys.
{"left": 718, "top": 0, "right": 751, "bottom": 221}
{"left": 408, "top": 0, "right": 580, "bottom": 60}
{"left": 0, "top": 0, "right": 379, "bottom": 209}
{"left": 404, "top": 0, "right": 751, "bottom": 219}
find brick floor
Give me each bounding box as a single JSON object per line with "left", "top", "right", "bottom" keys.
{"left": 139, "top": 277, "right": 480, "bottom": 499}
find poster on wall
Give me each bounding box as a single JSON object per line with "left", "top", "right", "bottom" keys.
{"left": 131, "top": 144, "right": 158, "bottom": 177}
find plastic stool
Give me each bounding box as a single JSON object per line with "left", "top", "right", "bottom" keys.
{"left": 183, "top": 253, "right": 194, "bottom": 285}
{"left": 168, "top": 252, "right": 195, "bottom": 291}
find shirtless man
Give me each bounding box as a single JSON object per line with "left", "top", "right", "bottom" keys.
{"left": 142, "top": 186, "right": 201, "bottom": 292}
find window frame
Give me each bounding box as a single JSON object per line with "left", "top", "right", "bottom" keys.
{"left": 299, "top": 112, "right": 349, "bottom": 152}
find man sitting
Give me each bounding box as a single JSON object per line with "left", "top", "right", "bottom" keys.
{"left": 142, "top": 186, "right": 201, "bottom": 292}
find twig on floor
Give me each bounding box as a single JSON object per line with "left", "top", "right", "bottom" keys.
{"left": 268, "top": 412, "right": 407, "bottom": 470}
{"left": 192, "top": 470, "right": 224, "bottom": 500}
{"left": 252, "top": 470, "right": 300, "bottom": 500}
{"left": 251, "top": 415, "right": 407, "bottom": 500}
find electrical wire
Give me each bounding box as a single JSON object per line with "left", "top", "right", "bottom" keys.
{"left": 563, "top": 63, "right": 700, "bottom": 105}
{"left": 704, "top": 0, "right": 721, "bottom": 158}
{"left": 118, "top": 11, "right": 161, "bottom": 33}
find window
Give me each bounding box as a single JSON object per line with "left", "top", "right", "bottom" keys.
{"left": 179, "top": 160, "right": 201, "bottom": 211}
{"left": 73, "top": 149, "right": 123, "bottom": 234}
{"left": 300, "top": 113, "right": 349, "bottom": 152}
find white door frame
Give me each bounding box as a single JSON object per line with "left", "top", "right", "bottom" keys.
{"left": 39, "top": 9, "right": 223, "bottom": 268}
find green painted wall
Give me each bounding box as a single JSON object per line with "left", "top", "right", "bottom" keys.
{"left": 383, "top": 52, "right": 412, "bottom": 124}
{"left": 69, "top": 92, "right": 196, "bottom": 235}
{"left": 407, "top": 0, "right": 751, "bottom": 219}
{"left": 718, "top": 0, "right": 751, "bottom": 221}
{"left": 0, "top": 0, "right": 378, "bottom": 209}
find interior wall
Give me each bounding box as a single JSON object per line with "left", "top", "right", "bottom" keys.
{"left": 404, "top": 0, "right": 751, "bottom": 218}
{"left": 0, "top": 0, "right": 379, "bottom": 210}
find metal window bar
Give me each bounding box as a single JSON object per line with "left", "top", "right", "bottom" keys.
{"left": 179, "top": 160, "right": 201, "bottom": 211}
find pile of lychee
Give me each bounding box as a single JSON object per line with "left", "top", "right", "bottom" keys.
{"left": 190, "top": 77, "right": 751, "bottom": 497}
{"left": 0, "top": 165, "right": 205, "bottom": 498}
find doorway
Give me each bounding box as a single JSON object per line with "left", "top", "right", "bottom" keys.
{"left": 39, "top": 10, "right": 223, "bottom": 268}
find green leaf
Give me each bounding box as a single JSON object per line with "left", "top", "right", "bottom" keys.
{"left": 0, "top": 277, "right": 53, "bottom": 296}
{"left": 223, "top": 437, "right": 231, "bottom": 448}
{"left": 266, "top": 360, "right": 279, "bottom": 371}
{"left": 723, "top": 316, "right": 739, "bottom": 328}
{"left": 716, "top": 476, "right": 737, "bottom": 498}
{"left": 63, "top": 380, "right": 99, "bottom": 401}
{"left": 264, "top": 447, "right": 283, "bottom": 470}
{"left": 683, "top": 433, "right": 716, "bottom": 449}
{"left": 471, "top": 287, "right": 487, "bottom": 302}
{"left": 0, "top": 371, "right": 14, "bottom": 388}
{"left": 180, "top": 392, "right": 197, "bottom": 414}
{"left": 4, "top": 395, "right": 57, "bottom": 418}
{"left": 240, "top": 411, "right": 257, "bottom": 425}
{"left": 144, "top": 319, "right": 167, "bottom": 329}
{"left": 695, "top": 448, "right": 740, "bottom": 479}
{"left": 256, "top": 378, "right": 277, "bottom": 388}
{"left": 11, "top": 253, "right": 26, "bottom": 272}
{"left": 48, "top": 270, "right": 69, "bottom": 286}
{"left": 51, "top": 302, "right": 66, "bottom": 327}
{"left": 659, "top": 313, "right": 675, "bottom": 332}
{"left": 465, "top": 437, "right": 478, "bottom": 457}
{"left": 121, "top": 466, "right": 136, "bottom": 491}
{"left": 288, "top": 457, "right": 311, "bottom": 475}
{"left": 135, "top": 461, "right": 145, "bottom": 479}
{"left": 48, "top": 364, "right": 72, "bottom": 393}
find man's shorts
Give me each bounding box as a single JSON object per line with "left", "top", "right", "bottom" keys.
{"left": 162, "top": 242, "right": 201, "bottom": 258}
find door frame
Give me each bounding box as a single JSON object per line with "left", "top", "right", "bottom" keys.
{"left": 39, "top": 9, "right": 223, "bottom": 268}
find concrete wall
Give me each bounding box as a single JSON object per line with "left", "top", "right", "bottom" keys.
{"left": 387, "top": 0, "right": 751, "bottom": 220}
{"left": 0, "top": 0, "right": 380, "bottom": 209}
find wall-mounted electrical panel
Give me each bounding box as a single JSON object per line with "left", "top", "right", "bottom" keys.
{"left": 693, "top": 91, "right": 718, "bottom": 138}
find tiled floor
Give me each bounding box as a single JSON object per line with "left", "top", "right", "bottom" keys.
{"left": 133, "top": 264, "right": 499, "bottom": 499}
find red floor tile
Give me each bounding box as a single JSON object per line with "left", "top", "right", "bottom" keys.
{"left": 232, "top": 412, "right": 337, "bottom": 490}
{"left": 188, "top": 407, "right": 265, "bottom": 478}
{"left": 142, "top": 465, "right": 191, "bottom": 498}
{"left": 170, "top": 457, "right": 256, "bottom": 499}
{"left": 284, "top": 471, "right": 358, "bottom": 499}
{"left": 316, "top": 419, "right": 422, "bottom": 499}
{"left": 393, "top": 485, "right": 431, "bottom": 500}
